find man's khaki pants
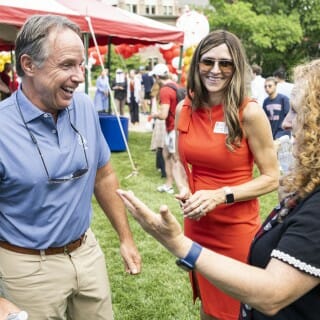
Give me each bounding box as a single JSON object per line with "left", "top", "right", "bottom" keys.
{"left": 0, "top": 229, "right": 113, "bottom": 320}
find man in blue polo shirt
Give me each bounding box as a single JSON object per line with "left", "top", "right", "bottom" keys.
{"left": 0, "top": 15, "right": 141, "bottom": 319}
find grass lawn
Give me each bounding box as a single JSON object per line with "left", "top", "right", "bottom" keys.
{"left": 91, "top": 131, "right": 278, "bottom": 320}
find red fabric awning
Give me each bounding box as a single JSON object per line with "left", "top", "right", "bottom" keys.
{"left": 0, "top": 0, "right": 184, "bottom": 47}
{"left": 57, "top": 0, "right": 184, "bottom": 45}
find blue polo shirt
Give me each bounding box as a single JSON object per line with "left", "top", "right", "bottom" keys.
{"left": 0, "top": 89, "right": 110, "bottom": 249}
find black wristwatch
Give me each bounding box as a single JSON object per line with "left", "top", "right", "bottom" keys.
{"left": 223, "top": 186, "right": 234, "bottom": 204}
{"left": 176, "top": 242, "right": 203, "bottom": 271}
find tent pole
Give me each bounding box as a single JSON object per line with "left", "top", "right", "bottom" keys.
{"left": 107, "top": 36, "right": 112, "bottom": 70}
{"left": 85, "top": 16, "right": 138, "bottom": 177}
{"left": 178, "top": 45, "right": 183, "bottom": 84}
{"left": 84, "top": 33, "right": 89, "bottom": 94}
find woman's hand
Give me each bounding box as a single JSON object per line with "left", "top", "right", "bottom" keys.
{"left": 175, "top": 186, "right": 191, "bottom": 203}
{"left": 117, "top": 189, "right": 187, "bottom": 256}
{"left": 180, "top": 189, "right": 225, "bottom": 220}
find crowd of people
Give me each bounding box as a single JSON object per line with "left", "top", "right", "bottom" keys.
{"left": 249, "top": 63, "right": 295, "bottom": 176}
{"left": 1, "top": 12, "right": 320, "bottom": 320}
{"left": 92, "top": 63, "right": 156, "bottom": 127}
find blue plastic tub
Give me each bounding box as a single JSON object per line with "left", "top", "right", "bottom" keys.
{"left": 99, "top": 113, "right": 129, "bottom": 152}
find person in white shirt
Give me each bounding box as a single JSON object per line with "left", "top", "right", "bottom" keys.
{"left": 273, "top": 69, "right": 294, "bottom": 99}
{"left": 250, "top": 64, "right": 267, "bottom": 106}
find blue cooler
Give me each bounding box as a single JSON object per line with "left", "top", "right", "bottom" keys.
{"left": 99, "top": 113, "right": 129, "bottom": 152}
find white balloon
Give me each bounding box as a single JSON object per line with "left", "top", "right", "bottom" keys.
{"left": 158, "top": 43, "right": 174, "bottom": 51}
{"left": 172, "top": 56, "right": 183, "bottom": 69}
{"left": 89, "top": 57, "right": 96, "bottom": 67}
{"left": 176, "top": 10, "right": 209, "bottom": 49}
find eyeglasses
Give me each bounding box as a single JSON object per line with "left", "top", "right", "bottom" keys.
{"left": 198, "top": 58, "right": 234, "bottom": 74}
{"left": 16, "top": 96, "right": 89, "bottom": 184}
{"left": 264, "top": 84, "right": 273, "bottom": 89}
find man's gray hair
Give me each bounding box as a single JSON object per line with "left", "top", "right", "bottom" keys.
{"left": 15, "top": 15, "right": 82, "bottom": 77}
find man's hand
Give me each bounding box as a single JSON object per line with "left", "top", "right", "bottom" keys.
{"left": 0, "top": 297, "right": 20, "bottom": 320}
{"left": 119, "top": 240, "right": 141, "bottom": 275}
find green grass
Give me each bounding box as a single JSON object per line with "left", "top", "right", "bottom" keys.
{"left": 91, "top": 131, "right": 278, "bottom": 320}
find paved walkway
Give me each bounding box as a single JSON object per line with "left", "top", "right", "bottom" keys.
{"left": 126, "top": 112, "right": 153, "bottom": 133}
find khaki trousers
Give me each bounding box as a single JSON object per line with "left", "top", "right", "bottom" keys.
{"left": 0, "top": 228, "right": 113, "bottom": 320}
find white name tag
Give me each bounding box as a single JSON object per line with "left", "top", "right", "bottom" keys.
{"left": 213, "top": 121, "right": 228, "bottom": 134}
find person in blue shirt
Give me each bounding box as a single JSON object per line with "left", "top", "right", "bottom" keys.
{"left": 94, "top": 68, "right": 110, "bottom": 112}
{"left": 0, "top": 14, "right": 141, "bottom": 320}
{"left": 263, "top": 77, "right": 291, "bottom": 139}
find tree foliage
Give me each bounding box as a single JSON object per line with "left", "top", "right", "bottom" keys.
{"left": 206, "top": 0, "right": 320, "bottom": 78}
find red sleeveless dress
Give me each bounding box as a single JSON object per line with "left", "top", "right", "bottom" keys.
{"left": 177, "top": 99, "right": 260, "bottom": 320}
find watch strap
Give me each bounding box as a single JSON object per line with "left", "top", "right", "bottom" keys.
{"left": 176, "top": 242, "right": 202, "bottom": 271}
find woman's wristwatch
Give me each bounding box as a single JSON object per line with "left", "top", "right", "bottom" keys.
{"left": 222, "top": 186, "right": 235, "bottom": 204}
{"left": 176, "top": 242, "right": 203, "bottom": 271}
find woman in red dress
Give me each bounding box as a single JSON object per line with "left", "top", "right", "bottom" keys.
{"left": 175, "top": 30, "right": 279, "bottom": 319}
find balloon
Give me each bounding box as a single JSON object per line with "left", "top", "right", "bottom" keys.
{"left": 114, "top": 44, "right": 126, "bottom": 56}
{"left": 180, "top": 72, "right": 186, "bottom": 85}
{"left": 172, "top": 46, "right": 181, "bottom": 57}
{"left": 91, "top": 52, "right": 99, "bottom": 60}
{"left": 176, "top": 10, "right": 209, "bottom": 49}
{"left": 99, "top": 45, "right": 107, "bottom": 55}
{"left": 183, "top": 55, "right": 192, "bottom": 66}
{"left": 122, "top": 46, "right": 133, "bottom": 59}
{"left": 163, "top": 50, "right": 174, "bottom": 62}
{"left": 88, "top": 56, "right": 96, "bottom": 67}
{"left": 91, "top": 52, "right": 105, "bottom": 65}
{"left": 167, "top": 64, "right": 176, "bottom": 74}
{"left": 184, "top": 63, "right": 190, "bottom": 74}
{"left": 185, "top": 46, "right": 196, "bottom": 57}
{"left": 131, "top": 45, "right": 139, "bottom": 54}
{"left": 158, "top": 43, "right": 174, "bottom": 51}
{"left": 88, "top": 46, "right": 108, "bottom": 58}
{"left": 172, "top": 56, "right": 183, "bottom": 69}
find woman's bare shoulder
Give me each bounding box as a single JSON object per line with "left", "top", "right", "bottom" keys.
{"left": 242, "top": 100, "right": 265, "bottom": 122}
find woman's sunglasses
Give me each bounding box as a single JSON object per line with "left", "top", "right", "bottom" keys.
{"left": 198, "top": 58, "right": 234, "bottom": 74}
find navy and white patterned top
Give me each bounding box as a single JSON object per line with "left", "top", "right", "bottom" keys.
{"left": 240, "top": 188, "right": 320, "bottom": 319}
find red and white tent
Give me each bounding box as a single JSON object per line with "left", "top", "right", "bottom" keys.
{"left": 0, "top": 0, "right": 184, "bottom": 47}
{"left": 0, "top": 0, "right": 83, "bottom": 49}
{"left": 57, "top": 0, "right": 184, "bottom": 45}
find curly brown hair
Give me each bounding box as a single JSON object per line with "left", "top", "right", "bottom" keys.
{"left": 282, "top": 59, "right": 320, "bottom": 198}
{"left": 186, "top": 30, "right": 251, "bottom": 151}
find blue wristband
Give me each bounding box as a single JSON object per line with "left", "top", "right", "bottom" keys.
{"left": 176, "top": 242, "right": 202, "bottom": 271}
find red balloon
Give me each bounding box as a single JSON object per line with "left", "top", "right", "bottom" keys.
{"left": 115, "top": 44, "right": 126, "bottom": 56}
{"left": 180, "top": 72, "right": 186, "bottom": 84}
{"left": 92, "top": 52, "right": 99, "bottom": 60}
{"left": 172, "top": 47, "right": 180, "bottom": 57}
{"left": 99, "top": 45, "right": 107, "bottom": 55}
{"left": 163, "top": 50, "right": 173, "bottom": 62}
{"left": 168, "top": 64, "right": 176, "bottom": 74}
{"left": 91, "top": 52, "right": 105, "bottom": 65}
{"left": 131, "top": 45, "right": 139, "bottom": 54}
